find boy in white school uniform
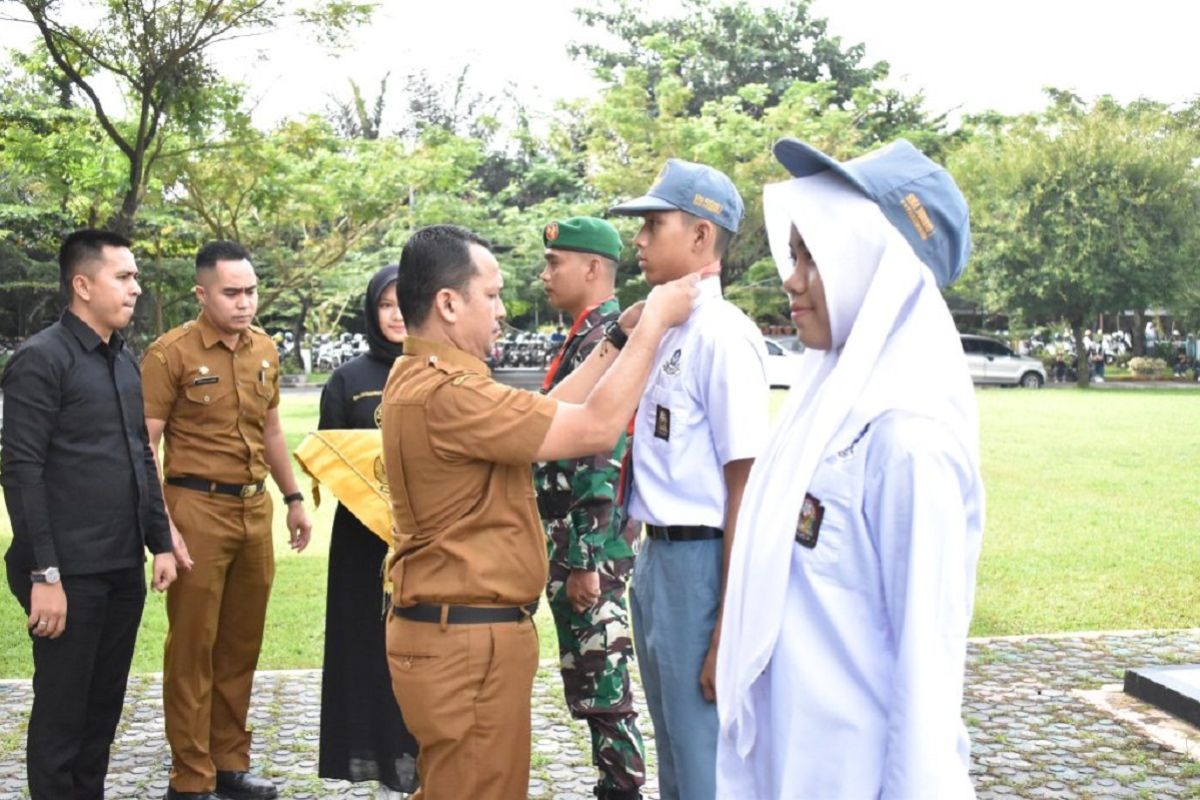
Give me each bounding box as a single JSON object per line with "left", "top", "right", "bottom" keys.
{"left": 608, "top": 159, "right": 770, "bottom": 800}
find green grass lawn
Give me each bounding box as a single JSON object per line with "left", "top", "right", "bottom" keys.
{"left": 970, "top": 388, "right": 1199, "bottom": 636}
{"left": 0, "top": 387, "right": 1196, "bottom": 677}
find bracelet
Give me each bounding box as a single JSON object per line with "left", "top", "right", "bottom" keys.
{"left": 603, "top": 320, "right": 628, "bottom": 351}
{"left": 282, "top": 491, "right": 304, "bottom": 505}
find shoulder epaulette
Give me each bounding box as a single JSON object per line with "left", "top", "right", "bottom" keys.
{"left": 427, "top": 355, "right": 468, "bottom": 375}
{"left": 150, "top": 320, "right": 196, "bottom": 351}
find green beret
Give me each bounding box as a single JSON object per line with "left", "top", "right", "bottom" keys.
{"left": 542, "top": 216, "right": 622, "bottom": 261}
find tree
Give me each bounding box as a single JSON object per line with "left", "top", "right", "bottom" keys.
{"left": 578, "top": 60, "right": 877, "bottom": 291}
{"left": 950, "top": 94, "right": 1200, "bottom": 386}
{"left": 395, "top": 66, "right": 500, "bottom": 142}
{"left": 168, "top": 116, "right": 500, "bottom": 363}
{"left": 571, "top": 0, "right": 932, "bottom": 139}
{"left": 564, "top": 0, "right": 950, "bottom": 324}
{"left": 2, "top": 0, "right": 372, "bottom": 235}
{"left": 0, "top": 54, "right": 131, "bottom": 334}
{"left": 169, "top": 116, "right": 408, "bottom": 356}
{"left": 327, "top": 73, "right": 389, "bottom": 140}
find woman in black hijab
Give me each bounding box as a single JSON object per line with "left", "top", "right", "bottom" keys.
{"left": 318, "top": 265, "right": 418, "bottom": 798}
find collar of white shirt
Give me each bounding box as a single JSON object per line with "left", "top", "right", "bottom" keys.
{"left": 696, "top": 272, "right": 722, "bottom": 306}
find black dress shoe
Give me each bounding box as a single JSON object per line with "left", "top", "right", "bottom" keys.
{"left": 215, "top": 770, "right": 278, "bottom": 800}
{"left": 164, "top": 790, "right": 221, "bottom": 800}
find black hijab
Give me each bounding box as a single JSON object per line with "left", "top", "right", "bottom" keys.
{"left": 365, "top": 264, "right": 404, "bottom": 363}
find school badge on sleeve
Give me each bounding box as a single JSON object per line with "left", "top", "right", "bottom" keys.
{"left": 794, "top": 493, "right": 824, "bottom": 549}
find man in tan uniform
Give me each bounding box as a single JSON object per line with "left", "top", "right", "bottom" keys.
{"left": 142, "top": 241, "right": 313, "bottom": 800}
{"left": 381, "top": 224, "right": 698, "bottom": 800}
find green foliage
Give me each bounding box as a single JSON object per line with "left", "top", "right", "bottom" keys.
{"left": 952, "top": 95, "right": 1200, "bottom": 322}
{"left": 0, "top": 0, "right": 953, "bottom": 332}
{"left": 166, "top": 115, "right": 446, "bottom": 348}
{"left": 327, "top": 74, "right": 389, "bottom": 140}
{"left": 950, "top": 93, "right": 1200, "bottom": 383}
{"left": 577, "top": 68, "right": 874, "bottom": 289}
{"left": 3, "top": 0, "right": 373, "bottom": 235}
{"left": 0, "top": 241, "right": 59, "bottom": 337}
{"left": 570, "top": 0, "right": 929, "bottom": 138}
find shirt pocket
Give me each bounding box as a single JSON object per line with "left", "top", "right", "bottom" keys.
{"left": 645, "top": 383, "right": 690, "bottom": 453}
{"left": 794, "top": 455, "right": 862, "bottom": 591}
{"left": 254, "top": 366, "right": 277, "bottom": 404}
{"left": 182, "top": 370, "right": 234, "bottom": 422}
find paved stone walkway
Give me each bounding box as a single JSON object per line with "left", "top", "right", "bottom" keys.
{"left": 0, "top": 631, "right": 1197, "bottom": 798}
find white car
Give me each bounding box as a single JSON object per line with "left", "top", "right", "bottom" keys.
{"left": 764, "top": 337, "right": 803, "bottom": 389}
{"left": 960, "top": 334, "right": 1045, "bottom": 388}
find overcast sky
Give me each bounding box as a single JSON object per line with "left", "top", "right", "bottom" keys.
{"left": 1, "top": 0, "right": 1196, "bottom": 129}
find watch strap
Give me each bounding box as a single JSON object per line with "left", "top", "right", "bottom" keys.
{"left": 604, "top": 320, "right": 629, "bottom": 351}
{"left": 30, "top": 567, "right": 60, "bottom": 584}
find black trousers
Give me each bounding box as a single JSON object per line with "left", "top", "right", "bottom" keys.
{"left": 6, "top": 561, "right": 146, "bottom": 800}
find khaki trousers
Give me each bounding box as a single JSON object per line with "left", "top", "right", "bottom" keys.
{"left": 387, "top": 614, "right": 539, "bottom": 800}
{"left": 162, "top": 486, "right": 274, "bottom": 792}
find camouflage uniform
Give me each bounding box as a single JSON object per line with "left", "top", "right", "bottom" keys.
{"left": 536, "top": 298, "right": 646, "bottom": 800}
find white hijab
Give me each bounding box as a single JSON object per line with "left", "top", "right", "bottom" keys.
{"left": 716, "top": 171, "right": 982, "bottom": 757}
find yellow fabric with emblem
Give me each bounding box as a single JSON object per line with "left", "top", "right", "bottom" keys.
{"left": 293, "top": 429, "right": 393, "bottom": 547}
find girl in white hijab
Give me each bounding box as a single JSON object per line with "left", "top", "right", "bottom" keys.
{"left": 715, "top": 139, "right": 985, "bottom": 799}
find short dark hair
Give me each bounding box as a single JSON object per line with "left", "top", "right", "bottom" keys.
{"left": 683, "top": 212, "right": 734, "bottom": 259}
{"left": 196, "top": 240, "right": 251, "bottom": 273}
{"left": 59, "top": 229, "right": 132, "bottom": 295}
{"left": 398, "top": 225, "right": 492, "bottom": 328}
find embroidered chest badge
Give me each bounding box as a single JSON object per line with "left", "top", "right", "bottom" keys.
{"left": 795, "top": 493, "right": 824, "bottom": 549}
{"left": 661, "top": 348, "right": 682, "bottom": 376}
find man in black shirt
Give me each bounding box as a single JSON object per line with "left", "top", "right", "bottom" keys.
{"left": 1, "top": 228, "right": 177, "bottom": 799}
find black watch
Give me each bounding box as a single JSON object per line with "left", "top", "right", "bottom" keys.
{"left": 603, "top": 320, "right": 629, "bottom": 351}
{"left": 282, "top": 491, "right": 304, "bottom": 506}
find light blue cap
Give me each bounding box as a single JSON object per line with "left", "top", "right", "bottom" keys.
{"left": 773, "top": 138, "right": 971, "bottom": 288}
{"left": 609, "top": 158, "right": 745, "bottom": 233}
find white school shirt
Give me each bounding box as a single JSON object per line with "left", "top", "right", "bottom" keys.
{"left": 628, "top": 276, "right": 769, "bottom": 528}
{"left": 717, "top": 410, "right": 982, "bottom": 799}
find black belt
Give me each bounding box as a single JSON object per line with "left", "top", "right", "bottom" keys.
{"left": 392, "top": 600, "right": 539, "bottom": 625}
{"left": 166, "top": 476, "right": 266, "bottom": 498}
{"left": 645, "top": 524, "right": 724, "bottom": 542}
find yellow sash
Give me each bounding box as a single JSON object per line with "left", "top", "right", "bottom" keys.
{"left": 293, "top": 430, "right": 393, "bottom": 547}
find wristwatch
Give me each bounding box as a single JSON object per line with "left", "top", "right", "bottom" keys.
{"left": 603, "top": 320, "right": 629, "bottom": 351}
{"left": 282, "top": 491, "right": 304, "bottom": 506}
{"left": 30, "top": 567, "right": 61, "bottom": 585}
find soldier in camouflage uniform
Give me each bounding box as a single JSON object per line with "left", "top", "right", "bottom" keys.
{"left": 535, "top": 217, "right": 646, "bottom": 800}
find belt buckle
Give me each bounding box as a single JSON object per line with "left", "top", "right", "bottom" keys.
{"left": 239, "top": 484, "right": 257, "bottom": 498}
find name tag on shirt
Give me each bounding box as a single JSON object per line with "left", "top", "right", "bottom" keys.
{"left": 654, "top": 405, "right": 670, "bottom": 440}
{"left": 191, "top": 376, "right": 220, "bottom": 386}
{"left": 795, "top": 493, "right": 824, "bottom": 549}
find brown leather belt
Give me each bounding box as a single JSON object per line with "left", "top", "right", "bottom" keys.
{"left": 166, "top": 476, "right": 266, "bottom": 498}
{"left": 392, "top": 601, "right": 539, "bottom": 625}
